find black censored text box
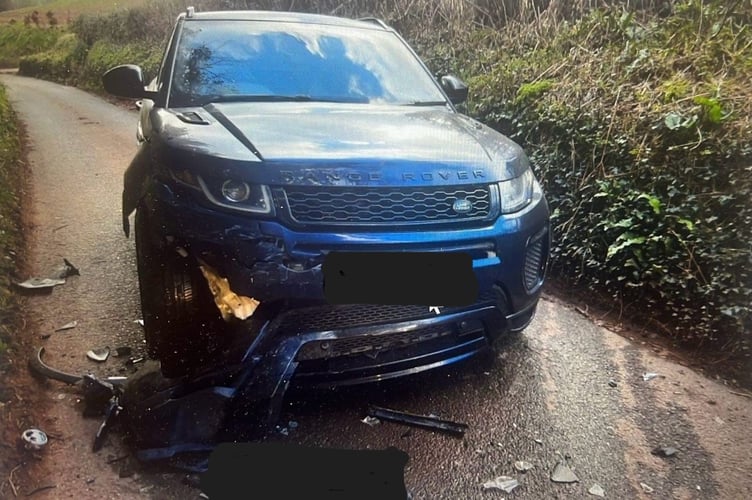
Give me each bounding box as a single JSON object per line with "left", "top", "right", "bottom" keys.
{"left": 323, "top": 251, "right": 478, "bottom": 306}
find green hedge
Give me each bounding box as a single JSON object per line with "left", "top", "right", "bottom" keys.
{"left": 0, "top": 23, "right": 61, "bottom": 67}
{"left": 467, "top": 0, "right": 751, "bottom": 349}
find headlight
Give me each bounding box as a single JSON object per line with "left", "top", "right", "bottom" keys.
{"left": 197, "top": 175, "right": 273, "bottom": 214}
{"left": 498, "top": 169, "right": 536, "bottom": 214}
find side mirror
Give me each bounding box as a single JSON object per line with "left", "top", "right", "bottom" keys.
{"left": 440, "top": 75, "right": 468, "bottom": 105}
{"left": 102, "top": 64, "right": 149, "bottom": 99}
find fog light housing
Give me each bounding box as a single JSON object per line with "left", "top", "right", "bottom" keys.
{"left": 221, "top": 180, "right": 251, "bottom": 203}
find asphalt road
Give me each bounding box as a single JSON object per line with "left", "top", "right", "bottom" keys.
{"left": 2, "top": 73, "right": 751, "bottom": 500}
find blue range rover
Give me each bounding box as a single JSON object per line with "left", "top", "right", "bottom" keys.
{"left": 103, "top": 9, "right": 550, "bottom": 391}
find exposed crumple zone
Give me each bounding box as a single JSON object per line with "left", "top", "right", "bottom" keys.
{"left": 199, "top": 260, "right": 260, "bottom": 321}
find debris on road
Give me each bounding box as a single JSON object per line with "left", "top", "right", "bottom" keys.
{"left": 125, "top": 356, "right": 144, "bottom": 366}
{"left": 640, "top": 482, "right": 654, "bottom": 493}
{"left": 361, "top": 416, "right": 381, "bottom": 426}
{"left": 81, "top": 374, "right": 118, "bottom": 417}
{"left": 93, "top": 397, "right": 122, "bottom": 452}
{"left": 21, "top": 428, "right": 48, "bottom": 450}
{"left": 114, "top": 346, "right": 133, "bottom": 358}
{"left": 87, "top": 347, "right": 110, "bottom": 362}
{"left": 588, "top": 483, "right": 605, "bottom": 497}
{"left": 481, "top": 475, "right": 519, "bottom": 493}
{"left": 714, "top": 416, "right": 725, "bottom": 425}
{"left": 29, "top": 346, "right": 127, "bottom": 386}
{"left": 55, "top": 320, "right": 78, "bottom": 332}
{"left": 15, "top": 259, "right": 80, "bottom": 291}
{"left": 642, "top": 372, "right": 660, "bottom": 382}
{"left": 608, "top": 379, "right": 618, "bottom": 387}
{"left": 134, "top": 319, "right": 144, "bottom": 327}
{"left": 651, "top": 446, "right": 678, "bottom": 458}
{"left": 367, "top": 405, "right": 468, "bottom": 437}
{"left": 15, "top": 277, "right": 66, "bottom": 290}
{"left": 514, "top": 460, "right": 534, "bottom": 472}
{"left": 51, "top": 258, "right": 80, "bottom": 279}
{"left": 551, "top": 462, "right": 579, "bottom": 483}
{"left": 534, "top": 438, "right": 543, "bottom": 445}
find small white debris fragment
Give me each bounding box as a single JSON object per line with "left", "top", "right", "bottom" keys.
{"left": 514, "top": 461, "right": 534, "bottom": 472}
{"left": 642, "top": 372, "right": 660, "bottom": 382}
{"left": 86, "top": 347, "right": 110, "bottom": 362}
{"left": 134, "top": 319, "right": 144, "bottom": 327}
{"left": 640, "top": 482, "right": 654, "bottom": 493}
{"left": 21, "top": 428, "right": 48, "bottom": 450}
{"left": 361, "top": 416, "right": 380, "bottom": 426}
{"left": 16, "top": 277, "right": 66, "bottom": 289}
{"left": 482, "top": 476, "right": 519, "bottom": 493}
{"left": 55, "top": 320, "right": 78, "bottom": 332}
{"left": 588, "top": 483, "right": 605, "bottom": 497}
{"left": 534, "top": 438, "right": 543, "bottom": 445}
{"left": 714, "top": 416, "right": 724, "bottom": 425}
{"left": 551, "top": 462, "right": 579, "bottom": 483}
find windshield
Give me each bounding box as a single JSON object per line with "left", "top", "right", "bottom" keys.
{"left": 169, "top": 20, "right": 447, "bottom": 107}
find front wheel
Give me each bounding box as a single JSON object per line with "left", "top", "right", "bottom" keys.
{"left": 134, "top": 206, "right": 223, "bottom": 378}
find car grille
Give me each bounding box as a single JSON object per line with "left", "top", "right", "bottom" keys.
{"left": 282, "top": 185, "right": 492, "bottom": 225}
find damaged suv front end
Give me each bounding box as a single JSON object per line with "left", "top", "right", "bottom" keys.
{"left": 104, "top": 10, "right": 549, "bottom": 419}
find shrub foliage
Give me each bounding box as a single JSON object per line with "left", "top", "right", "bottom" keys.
{"left": 468, "top": 0, "right": 751, "bottom": 350}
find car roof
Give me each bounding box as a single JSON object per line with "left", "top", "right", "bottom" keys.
{"left": 182, "top": 10, "right": 389, "bottom": 31}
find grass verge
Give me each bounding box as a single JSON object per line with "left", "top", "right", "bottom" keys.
{"left": 0, "top": 82, "right": 24, "bottom": 392}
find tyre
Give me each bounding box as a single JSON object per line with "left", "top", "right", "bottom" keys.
{"left": 134, "top": 206, "right": 223, "bottom": 378}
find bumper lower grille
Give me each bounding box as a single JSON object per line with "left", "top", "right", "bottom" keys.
{"left": 274, "top": 291, "right": 497, "bottom": 335}
{"left": 282, "top": 185, "right": 492, "bottom": 225}
{"left": 296, "top": 324, "right": 456, "bottom": 361}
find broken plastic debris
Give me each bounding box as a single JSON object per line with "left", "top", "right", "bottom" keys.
{"left": 361, "top": 416, "right": 380, "bottom": 426}
{"left": 534, "top": 438, "right": 543, "bottom": 445}
{"left": 714, "top": 416, "right": 725, "bottom": 425}
{"left": 514, "top": 460, "right": 534, "bottom": 472}
{"left": 15, "top": 259, "right": 79, "bottom": 290}
{"left": 199, "top": 262, "right": 260, "bottom": 321}
{"left": 640, "top": 482, "right": 654, "bottom": 493}
{"left": 651, "top": 446, "right": 678, "bottom": 458}
{"left": 51, "top": 258, "right": 80, "bottom": 279}
{"left": 551, "top": 462, "right": 579, "bottom": 483}
{"left": 642, "top": 372, "right": 660, "bottom": 381}
{"left": 481, "top": 476, "right": 519, "bottom": 493}
{"left": 113, "top": 346, "right": 132, "bottom": 358}
{"left": 588, "top": 483, "right": 605, "bottom": 497}
{"left": 134, "top": 319, "right": 144, "bottom": 327}
{"left": 15, "top": 277, "right": 66, "bottom": 289}
{"left": 21, "top": 428, "right": 48, "bottom": 450}
{"left": 55, "top": 320, "right": 78, "bottom": 332}
{"left": 368, "top": 405, "right": 468, "bottom": 437}
{"left": 125, "top": 356, "right": 144, "bottom": 366}
{"left": 608, "top": 379, "right": 617, "bottom": 387}
{"left": 86, "top": 347, "right": 110, "bottom": 362}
